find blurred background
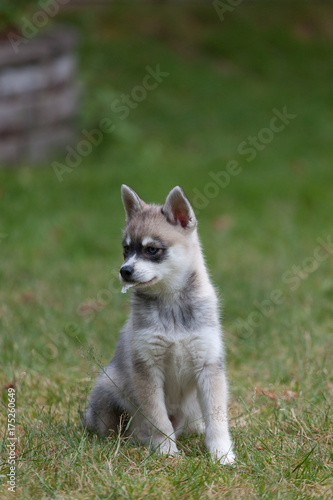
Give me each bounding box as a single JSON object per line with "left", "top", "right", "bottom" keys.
{"left": 1, "top": 0, "right": 333, "bottom": 388}
{"left": 1, "top": 2, "right": 333, "bottom": 496}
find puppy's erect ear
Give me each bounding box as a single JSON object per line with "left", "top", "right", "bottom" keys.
{"left": 162, "top": 186, "right": 197, "bottom": 230}
{"left": 121, "top": 185, "right": 146, "bottom": 221}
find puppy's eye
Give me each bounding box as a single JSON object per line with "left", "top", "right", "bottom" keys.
{"left": 123, "top": 245, "right": 130, "bottom": 255}
{"left": 146, "top": 246, "right": 158, "bottom": 255}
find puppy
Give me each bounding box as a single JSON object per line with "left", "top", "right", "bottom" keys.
{"left": 85, "top": 185, "right": 235, "bottom": 464}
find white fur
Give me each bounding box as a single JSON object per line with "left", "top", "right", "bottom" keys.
{"left": 142, "top": 237, "right": 158, "bottom": 247}
{"left": 86, "top": 186, "right": 235, "bottom": 465}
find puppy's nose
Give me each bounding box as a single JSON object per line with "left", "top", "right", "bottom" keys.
{"left": 120, "top": 265, "right": 134, "bottom": 281}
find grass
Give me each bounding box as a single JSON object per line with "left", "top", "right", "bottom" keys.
{"left": 1, "top": 2, "right": 333, "bottom": 498}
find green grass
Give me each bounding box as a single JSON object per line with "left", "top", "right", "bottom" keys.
{"left": 1, "top": 3, "right": 333, "bottom": 498}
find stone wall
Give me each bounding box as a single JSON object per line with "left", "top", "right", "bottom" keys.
{"left": 0, "top": 27, "right": 79, "bottom": 165}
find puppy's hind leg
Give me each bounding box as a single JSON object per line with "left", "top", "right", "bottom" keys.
{"left": 85, "top": 373, "right": 122, "bottom": 437}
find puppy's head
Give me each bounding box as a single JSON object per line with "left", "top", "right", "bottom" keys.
{"left": 119, "top": 185, "right": 198, "bottom": 293}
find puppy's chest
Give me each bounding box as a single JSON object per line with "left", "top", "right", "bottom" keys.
{"left": 140, "top": 333, "right": 199, "bottom": 374}
{"left": 132, "top": 327, "right": 218, "bottom": 377}
{"left": 132, "top": 293, "right": 217, "bottom": 333}
{"left": 130, "top": 294, "right": 221, "bottom": 370}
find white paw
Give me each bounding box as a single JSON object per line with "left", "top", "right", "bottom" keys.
{"left": 213, "top": 449, "right": 235, "bottom": 465}
{"left": 156, "top": 439, "right": 179, "bottom": 456}
{"left": 207, "top": 440, "right": 235, "bottom": 465}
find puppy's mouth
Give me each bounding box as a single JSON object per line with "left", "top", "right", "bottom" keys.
{"left": 121, "top": 277, "right": 158, "bottom": 294}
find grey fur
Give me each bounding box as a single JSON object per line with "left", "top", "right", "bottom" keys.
{"left": 85, "top": 185, "right": 235, "bottom": 464}
{"left": 131, "top": 273, "right": 218, "bottom": 332}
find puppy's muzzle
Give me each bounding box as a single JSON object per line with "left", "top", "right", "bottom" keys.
{"left": 120, "top": 265, "right": 134, "bottom": 282}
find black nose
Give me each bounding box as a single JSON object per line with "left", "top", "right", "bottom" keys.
{"left": 120, "top": 265, "right": 134, "bottom": 281}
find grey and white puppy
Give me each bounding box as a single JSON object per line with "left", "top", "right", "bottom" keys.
{"left": 85, "top": 185, "right": 235, "bottom": 464}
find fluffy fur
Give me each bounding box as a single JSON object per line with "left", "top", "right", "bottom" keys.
{"left": 85, "top": 185, "right": 235, "bottom": 464}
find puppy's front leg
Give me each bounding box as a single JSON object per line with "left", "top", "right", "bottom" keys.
{"left": 196, "top": 363, "right": 235, "bottom": 464}
{"left": 132, "top": 362, "right": 178, "bottom": 456}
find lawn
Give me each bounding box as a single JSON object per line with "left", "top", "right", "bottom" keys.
{"left": 1, "top": 3, "right": 333, "bottom": 499}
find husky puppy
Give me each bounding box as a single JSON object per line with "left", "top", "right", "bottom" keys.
{"left": 85, "top": 185, "right": 235, "bottom": 464}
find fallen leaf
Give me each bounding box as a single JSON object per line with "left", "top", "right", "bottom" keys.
{"left": 282, "top": 390, "right": 299, "bottom": 401}
{"left": 20, "top": 292, "right": 35, "bottom": 303}
{"left": 211, "top": 215, "right": 233, "bottom": 231}
{"left": 255, "top": 387, "right": 278, "bottom": 400}
{"left": 77, "top": 300, "right": 104, "bottom": 314}
{"left": 2, "top": 381, "right": 15, "bottom": 390}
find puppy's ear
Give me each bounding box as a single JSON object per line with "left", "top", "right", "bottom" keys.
{"left": 162, "top": 186, "right": 197, "bottom": 230}
{"left": 121, "top": 185, "right": 146, "bottom": 221}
